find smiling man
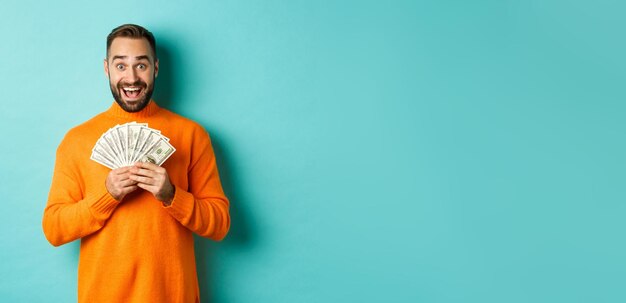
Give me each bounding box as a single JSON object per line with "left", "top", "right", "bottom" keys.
{"left": 42, "top": 24, "right": 230, "bottom": 303}
{"left": 106, "top": 33, "right": 157, "bottom": 113}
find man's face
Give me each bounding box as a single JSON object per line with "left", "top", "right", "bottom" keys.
{"left": 104, "top": 37, "right": 159, "bottom": 112}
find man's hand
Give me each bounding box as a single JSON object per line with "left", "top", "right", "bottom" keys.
{"left": 129, "top": 162, "right": 175, "bottom": 205}
{"left": 106, "top": 167, "right": 139, "bottom": 201}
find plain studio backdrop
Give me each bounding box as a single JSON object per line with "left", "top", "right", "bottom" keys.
{"left": 1, "top": 1, "right": 625, "bottom": 302}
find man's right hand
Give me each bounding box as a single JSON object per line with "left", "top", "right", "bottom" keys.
{"left": 105, "top": 166, "right": 139, "bottom": 201}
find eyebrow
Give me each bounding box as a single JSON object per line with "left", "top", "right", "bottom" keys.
{"left": 111, "top": 55, "right": 151, "bottom": 61}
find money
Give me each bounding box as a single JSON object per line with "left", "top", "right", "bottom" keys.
{"left": 90, "top": 122, "right": 176, "bottom": 169}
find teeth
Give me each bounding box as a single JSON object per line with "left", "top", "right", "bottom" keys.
{"left": 123, "top": 87, "right": 140, "bottom": 91}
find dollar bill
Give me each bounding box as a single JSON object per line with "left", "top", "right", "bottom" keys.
{"left": 90, "top": 122, "right": 175, "bottom": 169}
{"left": 90, "top": 149, "right": 116, "bottom": 169}
{"left": 138, "top": 138, "right": 176, "bottom": 166}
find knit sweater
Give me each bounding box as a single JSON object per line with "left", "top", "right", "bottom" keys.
{"left": 43, "top": 101, "right": 230, "bottom": 303}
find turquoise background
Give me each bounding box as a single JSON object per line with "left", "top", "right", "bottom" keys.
{"left": 1, "top": 0, "right": 625, "bottom": 302}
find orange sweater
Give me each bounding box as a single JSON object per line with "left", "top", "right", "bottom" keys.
{"left": 43, "top": 101, "right": 230, "bottom": 303}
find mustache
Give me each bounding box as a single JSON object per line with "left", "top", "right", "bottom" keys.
{"left": 117, "top": 80, "right": 147, "bottom": 88}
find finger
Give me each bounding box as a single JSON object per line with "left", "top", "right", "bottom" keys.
{"left": 112, "top": 166, "right": 133, "bottom": 174}
{"left": 133, "top": 163, "right": 167, "bottom": 178}
{"left": 131, "top": 167, "right": 157, "bottom": 178}
{"left": 118, "top": 179, "right": 138, "bottom": 187}
{"left": 120, "top": 185, "right": 139, "bottom": 195}
{"left": 129, "top": 174, "right": 155, "bottom": 185}
{"left": 112, "top": 174, "right": 133, "bottom": 184}
{"left": 136, "top": 182, "right": 157, "bottom": 193}
{"left": 111, "top": 170, "right": 132, "bottom": 180}
{"left": 134, "top": 161, "right": 160, "bottom": 171}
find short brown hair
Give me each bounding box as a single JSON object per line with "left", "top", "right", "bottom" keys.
{"left": 106, "top": 24, "right": 157, "bottom": 60}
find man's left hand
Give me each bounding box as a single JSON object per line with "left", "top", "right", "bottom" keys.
{"left": 129, "top": 162, "right": 175, "bottom": 205}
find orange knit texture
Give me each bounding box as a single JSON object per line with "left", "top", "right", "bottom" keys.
{"left": 43, "top": 101, "right": 230, "bottom": 303}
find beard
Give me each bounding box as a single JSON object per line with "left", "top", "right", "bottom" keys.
{"left": 108, "top": 76, "right": 155, "bottom": 113}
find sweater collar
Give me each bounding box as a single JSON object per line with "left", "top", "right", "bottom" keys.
{"left": 105, "top": 100, "right": 161, "bottom": 119}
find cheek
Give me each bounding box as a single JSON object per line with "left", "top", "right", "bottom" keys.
{"left": 141, "top": 73, "right": 155, "bottom": 84}
{"left": 109, "top": 77, "right": 122, "bottom": 88}
{"left": 109, "top": 73, "right": 123, "bottom": 82}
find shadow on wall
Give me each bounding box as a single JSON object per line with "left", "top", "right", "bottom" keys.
{"left": 195, "top": 133, "right": 256, "bottom": 302}
{"left": 155, "top": 38, "right": 256, "bottom": 302}
{"left": 153, "top": 43, "right": 175, "bottom": 110}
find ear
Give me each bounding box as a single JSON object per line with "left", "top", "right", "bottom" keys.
{"left": 154, "top": 58, "right": 159, "bottom": 78}
{"left": 104, "top": 59, "right": 109, "bottom": 78}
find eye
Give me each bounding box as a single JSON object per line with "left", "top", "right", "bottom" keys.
{"left": 116, "top": 64, "right": 125, "bottom": 70}
{"left": 137, "top": 64, "right": 146, "bottom": 70}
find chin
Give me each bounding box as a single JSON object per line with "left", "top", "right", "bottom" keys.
{"left": 116, "top": 98, "right": 150, "bottom": 112}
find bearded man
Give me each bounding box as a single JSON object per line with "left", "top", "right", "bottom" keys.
{"left": 42, "top": 24, "right": 230, "bottom": 303}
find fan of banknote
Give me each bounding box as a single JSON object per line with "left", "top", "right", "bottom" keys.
{"left": 90, "top": 122, "right": 176, "bottom": 169}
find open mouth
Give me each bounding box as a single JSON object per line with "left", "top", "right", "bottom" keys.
{"left": 121, "top": 86, "right": 144, "bottom": 100}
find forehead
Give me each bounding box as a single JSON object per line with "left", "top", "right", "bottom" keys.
{"left": 108, "top": 37, "right": 153, "bottom": 61}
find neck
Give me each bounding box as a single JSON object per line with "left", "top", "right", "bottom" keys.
{"left": 106, "top": 100, "right": 161, "bottom": 119}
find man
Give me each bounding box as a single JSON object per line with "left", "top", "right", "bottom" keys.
{"left": 42, "top": 24, "right": 230, "bottom": 303}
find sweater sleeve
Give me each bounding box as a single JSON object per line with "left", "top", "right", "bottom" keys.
{"left": 42, "top": 134, "right": 120, "bottom": 247}
{"left": 164, "top": 128, "right": 230, "bottom": 241}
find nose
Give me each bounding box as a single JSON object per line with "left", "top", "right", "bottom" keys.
{"left": 127, "top": 67, "right": 139, "bottom": 82}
